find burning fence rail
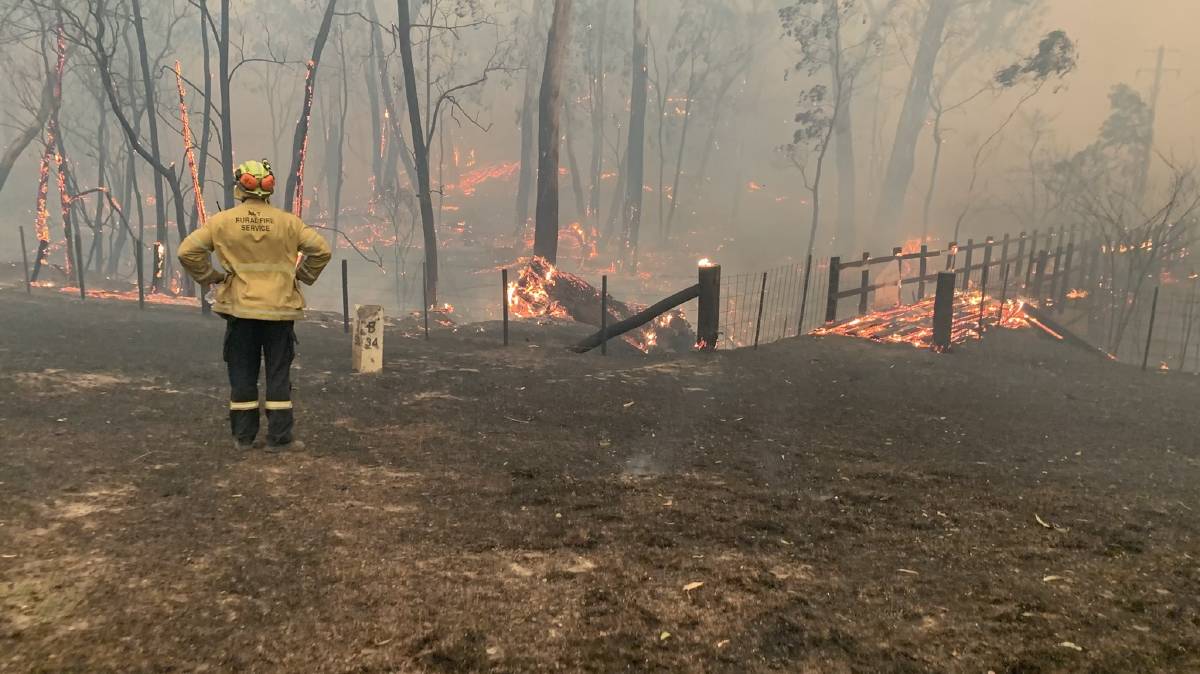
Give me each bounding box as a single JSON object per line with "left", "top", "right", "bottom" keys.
{"left": 814, "top": 290, "right": 1033, "bottom": 349}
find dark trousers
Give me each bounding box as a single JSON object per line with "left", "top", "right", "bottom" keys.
{"left": 223, "top": 316, "right": 296, "bottom": 445}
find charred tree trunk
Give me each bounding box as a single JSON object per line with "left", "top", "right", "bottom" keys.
{"left": 397, "top": 0, "right": 438, "bottom": 304}
{"left": 563, "top": 96, "right": 588, "bottom": 222}
{"left": 192, "top": 0, "right": 214, "bottom": 231}
{"left": 366, "top": 0, "right": 417, "bottom": 193}
{"left": 586, "top": 4, "right": 608, "bottom": 229}
{"left": 282, "top": 0, "right": 338, "bottom": 214}
{"left": 130, "top": 0, "right": 167, "bottom": 287}
{"left": 621, "top": 0, "right": 649, "bottom": 270}
{"left": 218, "top": 0, "right": 234, "bottom": 208}
{"left": 514, "top": 1, "right": 544, "bottom": 238}
{"left": 328, "top": 30, "right": 350, "bottom": 254}
{"left": 364, "top": 20, "right": 384, "bottom": 195}
{"left": 91, "top": 88, "right": 109, "bottom": 273}
{"left": 533, "top": 0, "right": 573, "bottom": 264}
{"left": 107, "top": 146, "right": 135, "bottom": 276}
{"left": 874, "top": 0, "right": 952, "bottom": 236}
{"left": 664, "top": 52, "right": 700, "bottom": 240}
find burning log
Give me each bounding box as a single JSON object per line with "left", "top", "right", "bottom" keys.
{"left": 508, "top": 256, "right": 694, "bottom": 352}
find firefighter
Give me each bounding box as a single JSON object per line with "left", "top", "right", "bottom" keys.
{"left": 178, "top": 159, "right": 331, "bottom": 451}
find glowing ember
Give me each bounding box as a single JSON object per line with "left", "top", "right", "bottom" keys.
{"left": 560, "top": 222, "right": 599, "bottom": 261}
{"left": 174, "top": 60, "right": 207, "bottom": 226}
{"left": 508, "top": 256, "right": 569, "bottom": 319}
{"left": 1066, "top": 288, "right": 1089, "bottom": 299}
{"left": 813, "top": 290, "right": 1033, "bottom": 350}
{"left": 444, "top": 161, "right": 520, "bottom": 196}
{"left": 292, "top": 59, "right": 317, "bottom": 216}
{"left": 747, "top": 181, "right": 765, "bottom": 192}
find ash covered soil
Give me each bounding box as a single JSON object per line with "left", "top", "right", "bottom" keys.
{"left": 1, "top": 287, "right": 1199, "bottom": 673}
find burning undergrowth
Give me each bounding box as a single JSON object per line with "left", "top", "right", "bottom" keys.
{"left": 506, "top": 256, "right": 694, "bottom": 353}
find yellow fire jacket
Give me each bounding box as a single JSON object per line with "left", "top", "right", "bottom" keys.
{"left": 178, "top": 199, "right": 331, "bottom": 321}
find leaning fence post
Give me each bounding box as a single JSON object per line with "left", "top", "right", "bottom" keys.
{"left": 501, "top": 268, "right": 510, "bottom": 346}
{"left": 917, "top": 245, "right": 929, "bottom": 300}
{"left": 341, "top": 259, "right": 350, "bottom": 333}
{"left": 600, "top": 274, "right": 609, "bottom": 355}
{"left": 18, "top": 226, "right": 31, "bottom": 294}
{"left": 825, "top": 256, "right": 841, "bottom": 323}
{"left": 858, "top": 251, "right": 870, "bottom": 315}
{"left": 933, "top": 272, "right": 956, "bottom": 351}
{"left": 1143, "top": 285, "right": 1161, "bottom": 371}
{"left": 697, "top": 262, "right": 720, "bottom": 351}
{"left": 753, "top": 271, "right": 768, "bottom": 349}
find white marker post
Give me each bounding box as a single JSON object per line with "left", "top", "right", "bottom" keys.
{"left": 352, "top": 304, "right": 384, "bottom": 373}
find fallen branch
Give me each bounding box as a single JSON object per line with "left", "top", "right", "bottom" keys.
{"left": 572, "top": 284, "right": 699, "bottom": 353}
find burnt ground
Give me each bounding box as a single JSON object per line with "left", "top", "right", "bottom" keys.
{"left": 1, "top": 285, "right": 1199, "bottom": 674}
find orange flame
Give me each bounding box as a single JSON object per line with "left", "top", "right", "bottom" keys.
{"left": 444, "top": 161, "right": 520, "bottom": 196}
{"left": 174, "top": 60, "right": 206, "bottom": 226}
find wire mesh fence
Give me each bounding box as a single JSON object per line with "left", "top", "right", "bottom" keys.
{"left": 718, "top": 257, "right": 828, "bottom": 349}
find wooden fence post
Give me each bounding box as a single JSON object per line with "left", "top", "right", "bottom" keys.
{"left": 933, "top": 272, "right": 956, "bottom": 351}
{"left": 825, "top": 256, "right": 841, "bottom": 323}
{"left": 858, "top": 251, "right": 870, "bottom": 315}
{"left": 421, "top": 262, "right": 429, "bottom": 340}
{"left": 1143, "top": 285, "right": 1161, "bottom": 371}
{"left": 998, "top": 263, "right": 1012, "bottom": 324}
{"left": 1025, "top": 230, "right": 1040, "bottom": 287}
{"left": 18, "top": 226, "right": 31, "bottom": 294}
{"left": 961, "top": 239, "right": 975, "bottom": 290}
{"left": 918, "top": 245, "right": 929, "bottom": 300}
{"left": 1058, "top": 241, "right": 1075, "bottom": 312}
{"left": 341, "top": 259, "right": 350, "bottom": 333}
{"left": 1032, "top": 250, "right": 1049, "bottom": 303}
{"left": 754, "top": 271, "right": 768, "bottom": 349}
{"left": 697, "top": 263, "right": 720, "bottom": 351}
{"left": 1014, "top": 232, "right": 1027, "bottom": 283}
{"left": 980, "top": 237, "right": 994, "bottom": 294}
{"left": 600, "top": 274, "right": 608, "bottom": 355}
{"left": 73, "top": 223, "right": 86, "bottom": 301}
{"left": 797, "top": 253, "right": 814, "bottom": 334}
{"left": 1050, "top": 238, "right": 1065, "bottom": 308}
{"left": 999, "top": 234, "right": 1010, "bottom": 294}
{"left": 136, "top": 244, "right": 145, "bottom": 310}
{"left": 502, "top": 268, "right": 510, "bottom": 346}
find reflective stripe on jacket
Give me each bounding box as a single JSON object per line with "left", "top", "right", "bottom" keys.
{"left": 177, "top": 199, "right": 332, "bottom": 321}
